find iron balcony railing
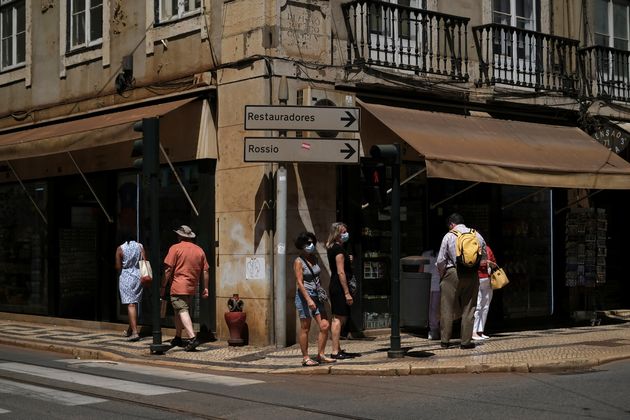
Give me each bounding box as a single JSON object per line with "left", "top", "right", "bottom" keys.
{"left": 473, "top": 23, "right": 579, "bottom": 94}
{"left": 342, "top": 0, "right": 469, "bottom": 80}
{"left": 580, "top": 45, "right": 630, "bottom": 102}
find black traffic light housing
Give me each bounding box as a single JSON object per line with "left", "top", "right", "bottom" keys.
{"left": 131, "top": 118, "right": 159, "bottom": 175}
{"left": 369, "top": 144, "right": 400, "bottom": 163}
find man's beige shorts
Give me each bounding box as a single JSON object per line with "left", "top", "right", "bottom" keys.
{"left": 170, "top": 295, "right": 192, "bottom": 314}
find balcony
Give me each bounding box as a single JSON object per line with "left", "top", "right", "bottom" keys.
{"left": 473, "top": 23, "right": 579, "bottom": 94}
{"left": 580, "top": 45, "right": 630, "bottom": 102}
{"left": 342, "top": 0, "right": 470, "bottom": 80}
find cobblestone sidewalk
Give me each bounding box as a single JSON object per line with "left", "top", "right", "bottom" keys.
{"left": 0, "top": 312, "right": 629, "bottom": 375}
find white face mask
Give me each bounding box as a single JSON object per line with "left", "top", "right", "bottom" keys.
{"left": 304, "top": 243, "right": 315, "bottom": 253}
{"left": 340, "top": 232, "right": 350, "bottom": 242}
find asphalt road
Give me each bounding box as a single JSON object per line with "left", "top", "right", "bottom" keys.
{"left": 0, "top": 344, "right": 629, "bottom": 419}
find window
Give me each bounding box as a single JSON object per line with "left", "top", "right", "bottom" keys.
{"left": 0, "top": 0, "right": 25, "bottom": 71}
{"left": 492, "top": 0, "right": 536, "bottom": 60}
{"left": 157, "top": 0, "right": 201, "bottom": 23}
{"left": 593, "top": 0, "right": 630, "bottom": 85}
{"left": 69, "top": 0, "right": 102, "bottom": 50}
{"left": 594, "top": 0, "right": 629, "bottom": 49}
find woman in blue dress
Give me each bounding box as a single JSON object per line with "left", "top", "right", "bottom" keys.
{"left": 115, "top": 232, "right": 145, "bottom": 342}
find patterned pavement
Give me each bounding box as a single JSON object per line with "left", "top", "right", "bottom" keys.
{"left": 0, "top": 312, "right": 629, "bottom": 375}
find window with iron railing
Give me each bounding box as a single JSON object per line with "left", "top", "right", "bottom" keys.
{"left": 343, "top": 0, "right": 468, "bottom": 80}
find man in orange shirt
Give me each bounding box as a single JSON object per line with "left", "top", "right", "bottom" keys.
{"left": 161, "top": 225, "right": 209, "bottom": 352}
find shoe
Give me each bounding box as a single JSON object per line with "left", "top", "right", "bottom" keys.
{"left": 315, "top": 355, "right": 336, "bottom": 363}
{"left": 185, "top": 336, "right": 201, "bottom": 352}
{"left": 472, "top": 334, "right": 484, "bottom": 341}
{"left": 302, "top": 358, "right": 319, "bottom": 367}
{"left": 122, "top": 328, "right": 132, "bottom": 338}
{"left": 481, "top": 334, "right": 490, "bottom": 339}
{"left": 170, "top": 336, "right": 189, "bottom": 347}
{"left": 440, "top": 342, "right": 451, "bottom": 349}
{"left": 460, "top": 343, "right": 475, "bottom": 349}
{"left": 339, "top": 349, "right": 358, "bottom": 358}
{"left": 330, "top": 352, "right": 351, "bottom": 360}
{"left": 127, "top": 333, "right": 140, "bottom": 342}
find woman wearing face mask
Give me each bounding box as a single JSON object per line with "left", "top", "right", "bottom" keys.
{"left": 326, "top": 222, "right": 355, "bottom": 360}
{"left": 293, "top": 231, "right": 335, "bottom": 366}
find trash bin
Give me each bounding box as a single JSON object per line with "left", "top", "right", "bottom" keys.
{"left": 400, "top": 256, "right": 432, "bottom": 329}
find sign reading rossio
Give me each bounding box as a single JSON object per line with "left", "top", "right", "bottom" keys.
{"left": 243, "top": 104, "right": 361, "bottom": 164}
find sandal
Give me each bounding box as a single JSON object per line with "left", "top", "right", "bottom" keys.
{"left": 127, "top": 333, "right": 140, "bottom": 342}
{"left": 302, "top": 358, "right": 319, "bottom": 367}
{"left": 316, "top": 355, "right": 337, "bottom": 363}
{"left": 122, "top": 328, "right": 132, "bottom": 338}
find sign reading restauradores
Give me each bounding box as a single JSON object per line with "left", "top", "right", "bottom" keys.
{"left": 244, "top": 105, "right": 360, "bottom": 132}
{"left": 244, "top": 137, "right": 360, "bottom": 164}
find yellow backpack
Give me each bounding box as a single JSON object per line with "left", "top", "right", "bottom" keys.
{"left": 450, "top": 229, "right": 482, "bottom": 268}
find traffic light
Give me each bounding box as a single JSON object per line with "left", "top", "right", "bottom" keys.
{"left": 131, "top": 118, "right": 159, "bottom": 174}
{"left": 369, "top": 144, "right": 400, "bottom": 163}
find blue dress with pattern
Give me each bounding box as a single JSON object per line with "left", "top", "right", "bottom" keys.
{"left": 118, "top": 241, "right": 143, "bottom": 304}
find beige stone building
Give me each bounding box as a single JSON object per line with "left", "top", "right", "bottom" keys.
{"left": 1, "top": 0, "right": 630, "bottom": 347}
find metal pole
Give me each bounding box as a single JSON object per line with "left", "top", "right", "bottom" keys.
{"left": 274, "top": 76, "right": 289, "bottom": 348}
{"left": 275, "top": 166, "right": 287, "bottom": 348}
{"left": 145, "top": 118, "right": 169, "bottom": 355}
{"left": 388, "top": 143, "right": 404, "bottom": 358}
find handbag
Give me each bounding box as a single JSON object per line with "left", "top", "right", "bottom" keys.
{"left": 490, "top": 267, "right": 509, "bottom": 290}
{"left": 299, "top": 256, "right": 329, "bottom": 303}
{"left": 139, "top": 260, "right": 153, "bottom": 287}
{"left": 348, "top": 275, "right": 358, "bottom": 297}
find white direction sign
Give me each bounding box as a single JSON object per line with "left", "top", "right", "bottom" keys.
{"left": 244, "top": 137, "right": 360, "bottom": 164}
{"left": 244, "top": 105, "right": 360, "bottom": 132}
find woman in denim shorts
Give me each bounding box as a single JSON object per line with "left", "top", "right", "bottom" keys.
{"left": 294, "top": 231, "right": 335, "bottom": 366}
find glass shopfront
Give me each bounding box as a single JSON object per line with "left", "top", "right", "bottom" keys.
{"left": 0, "top": 160, "right": 215, "bottom": 329}
{"left": 0, "top": 181, "right": 48, "bottom": 314}
{"left": 346, "top": 161, "right": 558, "bottom": 331}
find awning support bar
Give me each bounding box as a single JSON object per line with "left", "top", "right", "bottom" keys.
{"left": 501, "top": 187, "right": 549, "bottom": 211}
{"left": 160, "top": 144, "right": 200, "bottom": 217}
{"left": 67, "top": 152, "right": 113, "bottom": 223}
{"left": 6, "top": 161, "right": 48, "bottom": 225}
{"left": 386, "top": 168, "right": 426, "bottom": 194}
{"left": 430, "top": 182, "right": 481, "bottom": 209}
{"left": 554, "top": 189, "right": 603, "bottom": 215}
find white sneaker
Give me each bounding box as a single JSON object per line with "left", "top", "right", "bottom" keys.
{"left": 472, "top": 334, "right": 484, "bottom": 341}
{"left": 481, "top": 334, "right": 490, "bottom": 339}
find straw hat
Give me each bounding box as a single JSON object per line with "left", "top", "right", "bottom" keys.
{"left": 174, "top": 225, "right": 196, "bottom": 239}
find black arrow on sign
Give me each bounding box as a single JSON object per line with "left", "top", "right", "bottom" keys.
{"left": 340, "top": 111, "right": 357, "bottom": 128}
{"left": 340, "top": 143, "right": 356, "bottom": 160}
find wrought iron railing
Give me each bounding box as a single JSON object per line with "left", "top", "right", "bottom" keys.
{"left": 579, "top": 45, "right": 630, "bottom": 102}
{"left": 473, "top": 23, "right": 579, "bottom": 94}
{"left": 342, "top": 0, "right": 469, "bottom": 80}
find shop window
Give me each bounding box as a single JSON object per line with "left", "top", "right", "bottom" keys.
{"left": 0, "top": 181, "right": 48, "bottom": 314}
{"left": 68, "top": 0, "right": 103, "bottom": 51}
{"left": 0, "top": 0, "right": 25, "bottom": 71}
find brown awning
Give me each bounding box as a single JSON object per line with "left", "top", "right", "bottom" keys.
{"left": 0, "top": 97, "right": 217, "bottom": 162}
{"left": 358, "top": 100, "right": 630, "bottom": 189}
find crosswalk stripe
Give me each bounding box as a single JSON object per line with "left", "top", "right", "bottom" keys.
{"left": 60, "top": 360, "right": 263, "bottom": 387}
{"left": 0, "top": 378, "right": 106, "bottom": 406}
{"left": 0, "top": 363, "right": 184, "bottom": 396}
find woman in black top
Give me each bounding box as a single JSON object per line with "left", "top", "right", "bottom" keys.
{"left": 326, "top": 222, "right": 354, "bottom": 360}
